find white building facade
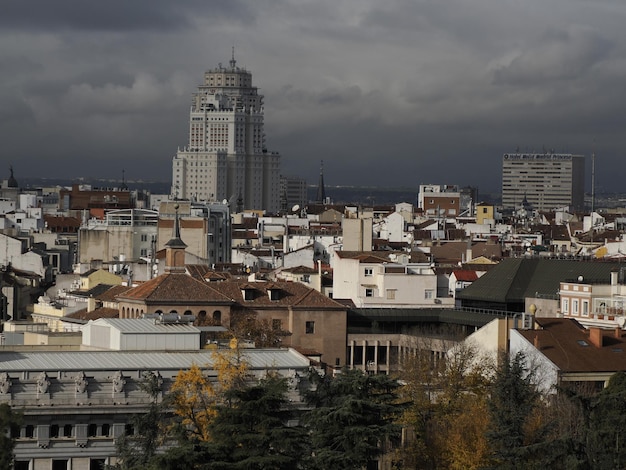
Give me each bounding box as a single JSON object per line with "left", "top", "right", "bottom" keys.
{"left": 332, "top": 252, "right": 454, "bottom": 308}
{"left": 171, "top": 56, "right": 281, "bottom": 212}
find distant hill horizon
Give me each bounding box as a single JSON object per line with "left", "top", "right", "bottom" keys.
{"left": 17, "top": 176, "right": 624, "bottom": 209}
{"left": 15, "top": 176, "right": 505, "bottom": 206}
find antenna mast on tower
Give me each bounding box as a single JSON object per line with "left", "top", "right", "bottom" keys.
{"left": 591, "top": 141, "right": 596, "bottom": 243}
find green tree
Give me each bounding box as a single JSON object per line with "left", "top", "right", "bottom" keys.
{"left": 161, "top": 374, "right": 308, "bottom": 470}
{"left": 0, "top": 403, "right": 22, "bottom": 470}
{"left": 209, "top": 374, "right": 308, "bottom": 469}
{"left": 486, "top": 352, "right": 546, "bottom": 469}
{"left": 587, "top": 372, "right": 626, "bottom": 469}
{"left": 304, "top": 368, "right": 403, "bottom": 470}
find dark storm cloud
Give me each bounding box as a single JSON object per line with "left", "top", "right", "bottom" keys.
{"left": 2, "top": 0, "right": 626, "bottom": 193}
{"left": 493, "top": 26, "right": 612, "bottom": 85}
{"left": 0, "top": 0, "right": 253, "bottom": 31}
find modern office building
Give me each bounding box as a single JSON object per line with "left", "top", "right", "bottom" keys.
{"left": 501, "top": 153, "right": 585, "bottom": 212}
{"left": 279, "top": 175, "right": 308, "bottom": 213}
{"left": 171, "top": 54, "right": 281, "bottom": 212}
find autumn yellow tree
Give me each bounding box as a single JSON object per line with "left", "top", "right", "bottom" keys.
{"left": 396, "top": 336, "right": 495, "bottom": 469}
{"left": 169, "top": 348, "right": 249, "bottom": 441}
{"left": 169, "top": 363, "right": 217, "bottom": 442}
{"left": 441, "top": 394, "right": 492, "bottom": 470}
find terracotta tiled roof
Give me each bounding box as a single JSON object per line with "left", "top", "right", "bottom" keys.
{"left": 117, "top": 273, "right": 233, "bottom": 303}
{"left": 280, "top": 266, "right": 318, "bottom": 274}
{"left": 452, "top": 270, "right": 479, "bottom": 282}
{"left": 65, "top": 307, "right": 119, "bottom": 322}
{"left": 158, "top": 218, "right": 207, "bottom": 229}
{"left": 95, "top": 284, "right": 133, "bottom": 302}
{"left": 519, "top": 318, "right": 626, "bottom": 373}
{"left": 185, "top": 264, "right": 211, "bottom": 281}
{"left": 431, "top": 241, "right": 502, "bottom": 264}
{"left": 336, "top": 251, "right": 398, "bottom": 263}
{"left": 186, "top": 265, "right": 231, "bottom": 282}
{"left": 214, "top": 281, "right": 346, "bottom": 309}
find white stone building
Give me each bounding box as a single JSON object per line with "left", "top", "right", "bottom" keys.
{"left": 1, "top": 318, "right": 312, "bottom": 470}
{"left": 171, "top": 55, "right": 281, "bottom": 212}
{"left": 332, "top": 251, "right": 454, "bottom": 308}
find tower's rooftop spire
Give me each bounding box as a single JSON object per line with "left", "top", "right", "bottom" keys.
{"left": 165, "top": 204, "right": 187, "bottom": 249}
{"left": 7, "top": 165, "right": 18, "bottom": 188}
{"left": 316, "top": 160, "right": 326, "bottom": 203}
{"left": 230, "top": 46, "right": 237, "bottom": 69}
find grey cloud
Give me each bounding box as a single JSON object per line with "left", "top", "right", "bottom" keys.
{"left": 0, "top": 0, "right": 254, "bottom": 32}
{"left": 493, "top": 26, "right": 612, "bottom": 85}
{"left": 2, "top": 0, "right": 626, "bottom": 193}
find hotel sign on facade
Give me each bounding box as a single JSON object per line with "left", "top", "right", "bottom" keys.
{"left": 503, "top": 153, "right": 573, "bottom": 161}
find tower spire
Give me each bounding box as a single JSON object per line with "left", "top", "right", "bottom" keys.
{"left": 230, "top": 46, "right": 236, "bottom": 69}
{"left": 164, "top": 204, "right": 188, "bottom": 273}
{"left": 316, "top": 160, "right": 326, "bottom": 203}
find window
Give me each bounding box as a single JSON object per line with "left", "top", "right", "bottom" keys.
{"left": 101, "top": 424, "right": 110, "bottom": 437}
{"left": 90, "top": 459, "right": 106, "bottom": 470}
{"left": 63, "top": 424, "right": 73, "bottom": 438}
{"left": 364, "top": 268, "right": 373, "bottom": 276}
{"left": 573, "top": 300, "right": 579, "bottom": 315}
{"left": 305, "top": 321, "right": 315, "bottom": 334}
{"left": 424, "top": 289, "right": 434, "bottom": 299}
{"left": 50, "top": 424, "right": 60, "bottom": 438}
{"left": 582, "top": 300, "right": 589, "bottom": 316}
{"left": 88, "top": 424, "right": 97, "bottom": 437}
{"left": 52, "top": 461, "right": 69, "bottom": 470}
{"left": 386, "top": 289, "right": 396, "bottom": 300}
{"left": 562, "top": 299, "right": 569, "bottom": 313}
{"left": 365, "top": 288, "right": 374, "bottom": 297}
{"left": 482, "top": 207, "right": 488, "bottom": 213}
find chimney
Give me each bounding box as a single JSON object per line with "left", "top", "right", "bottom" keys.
{"left": 87, "top": 295, "right": 96, "bottom": 313}
{"left": 615, "top": 327, "right": 622, "bottom": 339}
{"left": 533, "top": 334, "right": 540, "bottom": 350}
{"left": 588, "top": 327, "right": 604, "bottom": 348}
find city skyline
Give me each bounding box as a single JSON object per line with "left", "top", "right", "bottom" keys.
{"left": 1, "top": 1, "right": 625, "bottom": 193}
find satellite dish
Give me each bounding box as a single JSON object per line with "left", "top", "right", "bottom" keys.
{"left": 292, "top": 204, "right": 300, "bottom": 213}
{"left": 618, "top": 316, "right": 626, "bottom": 328}
{"left": 578, "top": 275, "right": 584, "bottom": 282}
{"left": 222, "top": 199, "right": 228, "bottom": 205}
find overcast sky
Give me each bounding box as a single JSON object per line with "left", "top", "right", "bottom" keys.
{"left": 1, "top": 1, "right": 624, "bottom": 193}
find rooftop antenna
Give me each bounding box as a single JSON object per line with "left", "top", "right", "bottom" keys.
{"left": 230, "top": 46, "right": 236, "bottom": 69}
{"left": 591, "top": 139, "right": 596, "bottom": 242}
{"left": 316, "top": 160, "right": 326, "bottom": 203}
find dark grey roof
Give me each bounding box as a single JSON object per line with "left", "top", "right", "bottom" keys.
{"left": 349, "top": 308, "right": 500, "bottom": 328}
{"left": 70, "top": 284, "right": 115, "bottom": 298}
{"left": 457, "top": 258, "right": 624, "bottom": 303}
